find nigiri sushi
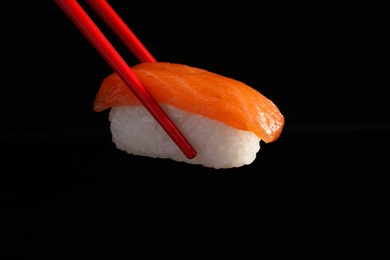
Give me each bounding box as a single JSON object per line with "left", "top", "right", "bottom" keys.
{"left": 93, "top": 62, "right": 284, "bottom": 169}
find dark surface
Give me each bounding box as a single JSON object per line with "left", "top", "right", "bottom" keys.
{"left": 1, "top": 1, "right": 389, "bottom": 258}
{"left": 2, "top": 130, "right": 389, "bottom": 258}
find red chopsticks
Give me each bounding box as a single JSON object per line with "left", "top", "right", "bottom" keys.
{"left": 85, "top": 0, "right": 156, "bottom": 63}
{"left": 55, "top": 0, "right": 197, "bottom": 159}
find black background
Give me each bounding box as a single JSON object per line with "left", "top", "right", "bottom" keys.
{"left": 1, "top": 0, "right": 389, "bottom": 258}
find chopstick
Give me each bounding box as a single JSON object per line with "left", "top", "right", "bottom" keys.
{"left": 55, "top": 0, "right": 197, "bottom": 159}
{"left": 85, "top": 0, "right": 156, "bottom": 63}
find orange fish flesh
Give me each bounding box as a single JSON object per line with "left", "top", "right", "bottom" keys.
{"left": 93, "top": 62, "right": 284, "bottom": 143}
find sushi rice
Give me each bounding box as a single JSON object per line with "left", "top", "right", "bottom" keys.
{"left": 109, "top": 104, "right": 261, "bottom": 169}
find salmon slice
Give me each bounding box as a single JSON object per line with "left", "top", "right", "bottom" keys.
{"left": 93, "top": 62, "right": 284, "bottom": 143}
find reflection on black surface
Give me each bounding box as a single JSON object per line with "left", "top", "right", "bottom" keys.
{"left": 1, "top": 127, "right": 389, "bottom": 257}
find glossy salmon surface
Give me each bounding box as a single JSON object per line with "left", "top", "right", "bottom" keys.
{"left": 93, "top": 62, "right": 284, "bottom": 143}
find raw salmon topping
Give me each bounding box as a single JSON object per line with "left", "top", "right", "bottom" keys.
{"left": 93, "top": 62, "right": 284, "bottom": 143}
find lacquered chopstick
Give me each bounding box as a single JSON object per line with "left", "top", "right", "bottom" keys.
{"left": 55, "top": 0, "right": 197, "bottom": 159}
{"left": 85, "top": 0, "right": 155, "bottom": 63}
